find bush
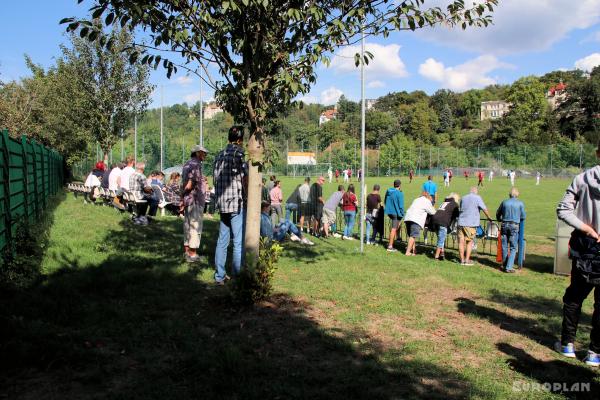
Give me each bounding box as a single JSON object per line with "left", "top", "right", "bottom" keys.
{"left": 230, "top": 239, "right": 282, "bottom": 305}
{"left": 0, "top": 219, "right": 46, "bottom": 289}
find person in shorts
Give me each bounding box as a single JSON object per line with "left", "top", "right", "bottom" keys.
{"left": 322, "top": 185, "right": 344, "bottom": 238}
{"left": 403, "top": 192, "right": 437, "bottom": 256}
{"left": 457, "top": 187, "right": 492, "bottom": 265}
{"left": 309, "top": 176, "right": 325, "bottom": 236}
{"left": 432, "top": 193, "right": 460, "bottom": 261}
{"left": 384, "top": 179, "right": 404, "bottom": 252}
{"left": 298, "top": 177, "right": 311, "bottom": 232}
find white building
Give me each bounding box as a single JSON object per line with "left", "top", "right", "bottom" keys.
{"left": 480, "top": 100, "right": 511, "bottom": 121}
{"left": 203, "top": 103, "right": 224, "bottom": 120}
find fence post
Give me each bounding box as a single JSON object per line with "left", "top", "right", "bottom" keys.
{"left": 21, "top": 136, "right": 30, "bottom": 223}
{"left": 31, "top": 141, "right": 40, "bottom": 219}
{"left": 1, "top": 130, "right": 13, "bottom": 252}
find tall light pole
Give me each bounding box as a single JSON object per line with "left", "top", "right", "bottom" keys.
{"left": 199, "top": 72, "right": 204, "bottom": 146}
{"left": 160, "top": 85, "right": 164, "bottom": 171}
{"left": 134, "top": 115, "right": 137, "bottom": 163}
{"left": 359, "top": 26, "right": 366, "bottom": 253}
{"left": 120, "top": 129, "right": 124, "bottom": 161}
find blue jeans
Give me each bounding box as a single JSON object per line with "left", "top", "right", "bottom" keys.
{"left": 501, "top": 223, "right": 519, "bottom": 271}
{"left": 285, "top": 203, "right": 298, "bottom": 222}
{"left": 274, "top": 220, "right": 301, "bottom": 242}
{"left": 366, "top": 215, "right": 373, "bottom": 242}
{"left": 437, "top": 226, "right": 447, "bottom": 249}
{"left": 344, "top": 211, "right": 356, "bottom": 237}
{"left": 215, "top": 212, "right": 244, "bottom": 282}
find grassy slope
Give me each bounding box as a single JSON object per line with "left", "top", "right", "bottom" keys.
{"left": 1, "top": 175, "right": 598, "bottom": 399}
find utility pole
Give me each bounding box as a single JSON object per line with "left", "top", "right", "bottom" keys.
{"left": 359, "top": 25, "right": 366, "bottom": 253}
{"left": 160, "top": 85, "right": 164, "bottom": 171}
{"left": 134, "top": 115, "right": 137, "bottom": 163}
{"left": 199, "top": 74, "right": 204, "bottom": 146}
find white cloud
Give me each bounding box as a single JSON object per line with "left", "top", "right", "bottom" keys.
{"left": 418, "top": 55, "right": 513, "bottom": 92}
{"left": 367, "top": 80, "right": 386, "bottom": 88}
{"left": 175, "top": 75, "right": 193, "bottom": 86}
{"left": 417, "top": 0, "right": 600, "bottom": 55}
{"left": 295, "top": 95, "right": 319, "bottom": 104}
{"left": 330, "top": 43, "right": 408, "bottom": 78}
{"left": 320, "top": 87, "right": 344, "bottom": 105}
{"left": 183, "top": 93, "right": 200, "bottom": 103}
{"left": 575, "top": 53, "right": 600, "bottom": 72}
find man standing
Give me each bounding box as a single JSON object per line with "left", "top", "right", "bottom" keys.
{"left": 510, "top": 170, "right": 516, "bottom": 186}
{"left": 322, "top": 185, "right": 345, "bottom": 238}
{"left": 489, "top": 169, "right": 494, "bottom": 182}
{"left": 213, "top": 126, "right": 247, "bottom": 285}
{"left": 457, "top": 187, "right": 492, "bottom": 265}
{"left": 422, "top": 175, "right": 438, "bottom": 205}
{"left": 496, "top": 187, "right": 526, "bottom": 273}
{"left": 335, "top": 169, "right": 340, "bottom": 183}
{"left": 536, "top": 171, "right": 541, "bottom": 186}
{"left": 384, "top": 179, "right": 405, "bottom": 252}
{"left": 555, "top": 146, "right": 600, "bottom": 367}
{"left": 182, "top": 145, "right": 208, "bottom": 263}
{"left": 298, "top": 177, "right": 311, "bottom": 232}
{"left": 477, "top": 170, "right": 484, "bottom": 187}
{"left": 343, "top": 168, "right": 349, "bottom": 183}
{"left": 328, "top": 167, "right": 333, "bottom": 183}
{"left": 409, "top": 169, "right": 414, "bottom": 183}
{"left": 443, "top": 169, "right": 450, "bottom": 188}
{"left": 309, "top": 176, "right": 325, "bottom": 236}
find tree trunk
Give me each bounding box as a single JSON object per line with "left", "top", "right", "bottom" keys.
{"left": 244, "top": 127, "right": 264, "bottom": 265}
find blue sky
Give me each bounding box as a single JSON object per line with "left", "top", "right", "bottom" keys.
{"left": 1, "top": 0, "right": 600, "bottom": 108}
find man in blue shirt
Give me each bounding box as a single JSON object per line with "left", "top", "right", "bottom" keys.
{"left": 260, "top": 202, "right": 314, "bottom": 245}
{"left": 384, "top": 179, "right": 405, "bottom": 252}
{"left": 496, "top": 187, "right": 526, "bottom": 273}
{"left": 458, "top": 187, "right": 493, "bottom": 265}
{"left": 422, "top": 175, "right": 438, "bottom": 205}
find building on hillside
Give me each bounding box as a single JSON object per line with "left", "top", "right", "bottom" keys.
{"left": 366, "top": 99, "right": 377, "bottom": 110}
{"left": 319, "top": 108, "right": 338, "bottom": 126}
{"left": 203, "top": 103, "right": 223, "bottom": 120}
{"left": 546, "top": 82, "right": 568, "bottom": 110}
{"left": 480, "top": 100, "right": 511, "bottom": 121}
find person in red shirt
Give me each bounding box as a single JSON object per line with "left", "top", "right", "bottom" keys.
{"left": 464, "top": 170, "right": 469, "bottom": 180}
{"left": 348, "top": 168, "right": 352, "bottom": 182}
{"left": 335, "top": 169, "right": 340, "bottom": 182}
{"left": 342, "top": 184, "right": 358, "bottom": 240}
{"left": 477, "top": 170, "right": 484, "bottom": 187}
{"left": 409, "top": 169, "right": 414, "bottom": 183}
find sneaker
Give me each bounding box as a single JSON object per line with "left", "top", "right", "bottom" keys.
{"left": 215, "top": 275, "right": 231, "bottom": 286}
{"left": 504, "top": 268, "right": 516, "bottom": 273}
{"left": 387, "top": 247, "right": 398, "bottom": 253}
{"left": 289, "top": 233, "right": 301, "bottom": 242}
{"left": 464, "top": 260, "right": 475, "bottom": 266}
{"left": 584, "top": 350, "right": 600, "bottom": 366}
{"left": 554, "top": 341, "right": 576, "bottom": 358}
{"left": 345, "top": 236, "right": 355, "bottom": 241}
{"left": 301, "top": 237, "right": 314, "bottom": 246}
{"left": 185, "top": 253, "right": 200, "bottom": 263}
{"left": 332, "top": 233, "right": 342, "bottom": 238}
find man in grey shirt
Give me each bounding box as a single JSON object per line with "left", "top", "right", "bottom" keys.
{"left": 298, "top": 177, "right": 311, "bottom": 232}
{"left": 457, "top": 187, "right": 492, "bottom": 265}
{"left": 322, "top": 185, "right": 345, "bottom": 238}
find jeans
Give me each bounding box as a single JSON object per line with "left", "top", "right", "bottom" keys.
{"left": 437, "top": 226, "right": 447, "bottom": 249}
{"left": 273, "top": 220, "right": 301, "bottom": 242}
{"left": 215, "top": 212, "right": 244, "bottom": 282}
{"left": 285, "top": 203, "right": 298, "bottom": 222}
{"left": 344, "top": 211, "right": 356, "bottom": 237}
{"left": 366, "top": 215, "right": 373, "bottom": 242}
{"left": 501, "top": 222, "right": 519, "bottom": 270}
{"left": 271, "top": 204, "right": 283, "bottom": 226}
{"left": 561, "top": 261, "right": 600, "bottom": 353}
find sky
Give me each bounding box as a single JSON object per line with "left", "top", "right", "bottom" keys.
{"left": 1, "top": 0, "right": 600, "bottom": 108}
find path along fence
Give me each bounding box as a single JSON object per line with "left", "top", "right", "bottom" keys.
{"left": 0, "top": 129, "right": 64, "bottom": 252}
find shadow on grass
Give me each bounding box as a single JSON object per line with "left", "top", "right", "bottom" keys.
{"left": 1, "top": 221, "right": 502, "bottom": 399}
{"left": 497, "top": 343, "right": 600, "bottom": 399}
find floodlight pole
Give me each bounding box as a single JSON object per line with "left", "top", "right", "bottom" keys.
{"left": 359, "top": 26, "right": 366, "bottom": 253}
{"left": 160, "top": 85, "right": 164, "bottom": 171}
{"left": 199, "top": 72, "right": 204, "bottom": 146}
{"left": 134, "top": 115, "right": 137, "bottom": 163}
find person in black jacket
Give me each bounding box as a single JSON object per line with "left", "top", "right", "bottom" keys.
{"left": 285, "top": 184, "right": 301, "bottom": 223}
{"left": 432, "top": 193, "right": 460, "bottom": 261}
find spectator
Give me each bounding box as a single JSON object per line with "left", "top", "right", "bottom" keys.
{"left": 322, "top": 185, "right": 345, "bottom": 238}
{"left": 213, "top": 125, "right": 247, "bottom": 285}
{"left": 261, "top": 177, "right": 271, "bottom": 205}
{"left": 108, "top": 162, "right": 124, "bottom": 191}
{"left": 164, "top": 172, "right": 182, "bottom": 215}
{"left": 285, "top": 184, "right": 301, "bottom": 222}
{"left": 309, "top": 176, "right": 325, "bottom": 236}
{"left": 404, "top": 192, "right": 436, "bottom": 256}
{"left": 366, "top": 184, "right": 382, "bottom": 245}
{"left": 119, "top": 156, "right": 135, "bottom": 191}
{"left": 496, "top": 187, "right": 526, "bottom": 273}
{"left": 270, "top": 180, "right": 283, "bottom": 226}
{"left": 129, "top": 162, "right": 158, "bottom": 225}
{"left": 457, "top": 187, "right": 493, "bottom": 265}
{"left": 267, "top": 175, "right": 276, "bottom": 192}
{"left": 342, "top": 184, "right": 358, "bottom": 240}
{"left": 260, "top": 202, "right": 314, "bottom": 245}
{"left": 555, "top": 146, "right": 600, "bottom": 367}
{"left": 422, "top": 175, "right": 438, "bottom": 205}
{"left": 432, "top": 193, "right": 460, "bottom": 261}
{"left": 298, "top": 177, "right": 311, "bottom": 233}
{"left": 101, "top": 164, "right": 112, "bottom": 189}
{"left": 182, "top": 145, "right": 209, "bottom": 263}
{"left": 84, "top": 162, "right": 105, "bottom": 202}
{"left": 384, "top": 179, "right": 405, "bottom": 252}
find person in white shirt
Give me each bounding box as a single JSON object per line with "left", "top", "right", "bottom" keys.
{"left": 108, "top": 162, "right": 124, "bottom": 191}
{"left": 119, "top": 156, "right": 136, "bottom": 191}
{"left": 489, "top": 170, "right": 494, "bottom": 182}
{"left": 536, "top": 171, "right": 541, "bottom": 185}
{"left": 510, "top": 170, "right": 516, "bottom": 186}
{"left": 343, "top": 169, "right": 349, "bottom": 183}
{"left": 403, "top": 192, "right": 436, "bottom": 256}
{"left": 327, "top": 167, "right": 333, "bottom": 183}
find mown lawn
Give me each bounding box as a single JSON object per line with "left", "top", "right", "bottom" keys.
{"left": 1, "top": 175, "right": 599, "bottom": 399}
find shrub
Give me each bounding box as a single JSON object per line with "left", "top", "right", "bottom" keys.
{"left": 230, "top": 239, "right": 282, "bottom": 305}
{"left": 0, "top": 219, "right": 45, "bottom": 289}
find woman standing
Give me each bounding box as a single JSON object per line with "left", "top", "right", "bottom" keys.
{"left": 342, "top": 184, "right": 358, "bottom": 240}
{"left": 365, "top": 184, "right": 382, "bottom": 245}
{"left": 270, "top": 180, "right": 283, "bottom": 226}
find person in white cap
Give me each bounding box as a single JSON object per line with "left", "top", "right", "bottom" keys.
{"left": 182, "top": 144, "right": 208, "bottom": 263}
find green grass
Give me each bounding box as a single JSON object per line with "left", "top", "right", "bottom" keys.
{"left": 1, "top": 175, "right": 599, "bottom": 399}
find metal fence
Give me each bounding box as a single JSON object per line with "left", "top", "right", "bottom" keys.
{"left": 0, "top": 129, "right": 64, "bottom": 252}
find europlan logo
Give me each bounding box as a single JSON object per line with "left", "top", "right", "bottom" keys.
{"left": 512, "top": 381, "right": 591, "bottom": 393}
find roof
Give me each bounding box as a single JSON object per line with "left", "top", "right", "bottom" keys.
{"left": 321, "top": 109, "right": 337, "bottom": 118}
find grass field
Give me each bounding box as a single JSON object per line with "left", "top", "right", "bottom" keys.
{"left": 1, "top": 175, "right": 599, "bottom": 399}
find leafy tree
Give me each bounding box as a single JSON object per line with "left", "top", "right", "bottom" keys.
{"left": 336, "top": 95, "right": 359, "bottom": 122}
{"left": 557, "top": 66, "right": 600, "bottom": 143}
{"left": 64, "top": 0, "right": 497, "bottom": 257}
{"left": 63, "top": 27, "right": 152, "bottom": 161}
{"left": 365, "top": 110, "right": 396, "bottom": 145}
{"left": 438, "top": 103, "right": 454, "bottom": 133}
